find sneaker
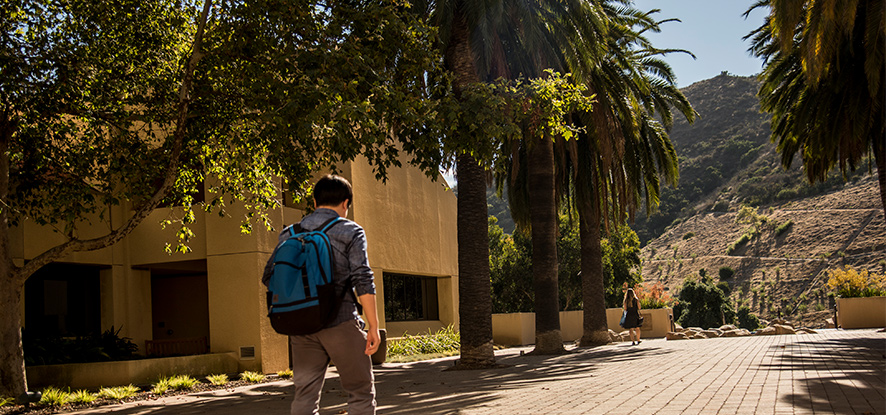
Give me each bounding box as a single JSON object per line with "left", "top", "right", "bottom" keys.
{"left": 631, "top": 341, "right": 636, "bottom": 345}
{"left": 636, "top": 340, "right": 642, "bottom": 345}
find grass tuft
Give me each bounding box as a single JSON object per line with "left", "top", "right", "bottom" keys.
{"left": 169, "top": 375, "right": 199, "bottom": 391}
{"left": 276, "top": 369, "right": 293, "bottom": 379}
{"left": 240, "top": 371, "right": 266, "bottom": 383}
{"left": 206, "top": 374, "right": 229, "bottom": 385}
{"left": 98, "top": 384, "right": 139, "bottom": 401}
{"left": 68, "top": 390, "right": 97, "bottom": 405}
{"left": 39, "top": 387, "right": 70, "bottom": 407}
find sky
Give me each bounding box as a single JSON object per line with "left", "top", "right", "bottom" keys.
{"left": 631, "top": 0, "right": 769, "bottom": 87}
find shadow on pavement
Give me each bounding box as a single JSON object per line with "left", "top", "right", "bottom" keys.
{"left": 761, "top": 334, "right": 885, "bottom": 415}
{"left": 368, "top": 344, "right": 671, "bottom": 414}
{"left": 67, "top": 343, "right": 668, "bottom": 414}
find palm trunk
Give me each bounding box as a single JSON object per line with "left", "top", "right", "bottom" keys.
{"left": 874, "top": 133, "right": 885, "bottom": 218}
{"left": 578, "top": 192, "right": 609, "bottom": 346}
{"left": 448, "top": 4, "right": 494, "bottom": 368}
{"left": 0, "top": 122, "right": 26, "bottom": 398}
{"left": 528, "top": 136, "right": 563, "bottom": 354}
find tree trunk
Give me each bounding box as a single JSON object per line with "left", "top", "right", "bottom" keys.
{"left": 528, "top": 137, "right": 564, "bottom": 354}
{"left": 455, "top": 154, "right": 495, "bottom": 367}
{"left": 578, "top": 193, "right": 610, "bottom": 347}
{"left": 0, "top": 121, "right": 26, "bottom": 398}
{"left": 0, "top": 277, "right": 26, "bottom": 398}
{"left": 448, "top": 4, "right": 495, "bottom": 368}
{"left": 874, "top": 132, "right": 885, "bottom": 218}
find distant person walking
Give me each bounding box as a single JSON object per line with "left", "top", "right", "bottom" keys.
{"left": 263, "top": 174, "right": 380, "bottom": 415}
{"left": 622, "top": 288, "right": 642, "bottom": 345}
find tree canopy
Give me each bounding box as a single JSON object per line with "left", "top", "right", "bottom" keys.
{"left": 1, "top": 0, "right": 446, "bottom": 397}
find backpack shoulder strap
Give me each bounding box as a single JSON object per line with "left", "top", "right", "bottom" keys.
{"left": 318, "top": 217, "right": 343, "bottom": 233}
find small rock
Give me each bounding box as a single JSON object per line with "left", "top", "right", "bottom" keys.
{"left": 690, "top": 333, "right": 708, "bottom": 340}
{"left": 667, "top": 331, "right": 689, "bottom": 340}
{"left": 825, "top": 318, "right": 836, "bottom": 329}
{"left": 701, "top": 330, "right": 721, "bottom": 338}
{"left": 755, "top": 326, "right": 777, "bottom": 336}
{"left": 721, "top": 329, "right": 742, "bottom": 337}
{"left": 773, "top": 324, "right": 796, "bottom": 335}
{"left": 719, "top": 324, "right": 738, "bottom": 331}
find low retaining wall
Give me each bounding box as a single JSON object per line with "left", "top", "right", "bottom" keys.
{"left": 26, "top": 352, "right": 239, "bottom": 390}
{"left": 836, "top": 296, "right": 886, "bottom": 329}
{"left": 492, "top": 308, "right": 673, "bottom": 346}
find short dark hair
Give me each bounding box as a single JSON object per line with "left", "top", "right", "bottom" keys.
{"left": 313, "top": 174, "right": 352, "bottom": 207}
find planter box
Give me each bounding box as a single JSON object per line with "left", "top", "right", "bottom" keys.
{"left": 26, "top": 352, "right": 238, "bottom": 390}
{"left": 836, "top": 296, "right": 886, "bottom": 329}
{"left": 492, "top": 308, "right": 673, "bottom": 346}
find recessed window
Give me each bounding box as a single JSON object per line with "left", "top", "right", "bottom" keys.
{"left": 383, "top": 272, "right": 439, "bottom": 321}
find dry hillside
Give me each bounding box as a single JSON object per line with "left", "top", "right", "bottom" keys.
{"left": 641, "top": 176, "right": 886, "bottom": 328}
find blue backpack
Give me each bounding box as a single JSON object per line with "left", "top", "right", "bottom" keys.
{"left": 266, "top": 217, "right": 355, "bottom": 336}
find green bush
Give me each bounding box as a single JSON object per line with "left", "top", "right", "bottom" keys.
{"left": 775, "top": 220, "right": 793, "bottom": 236}
{"left": 726, "top": 233, "right": 751, "bottom": 255}
{"left": 736, "top": 306, "right": 761, "bottom": 330}
{"left": 24, "top": 326, "right": 139, "bottom": 366}
{"left": 719, "top": 266, "right": 735, "bottom": 280}
{"left": 682, "top": 232, "right": 695, "bottom": 240}
{"left": 277, "top": 369, "right": 293, "bottom": 379}
{"left": 0, "top": 396, "right": 13, "bottom": 407}
{"left": 387, "top": 325, "right": 460, "bottom": 358}
{"left": 675, "top": 276, "right": 736, "bottom": 329}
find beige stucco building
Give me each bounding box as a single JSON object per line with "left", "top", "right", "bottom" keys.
{"left": 17, "top": 157, "right": 459, "bottom": 379}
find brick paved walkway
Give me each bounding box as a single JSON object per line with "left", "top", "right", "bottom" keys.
{"left": 69, "top": 328, "right": 885, "bottom": 415}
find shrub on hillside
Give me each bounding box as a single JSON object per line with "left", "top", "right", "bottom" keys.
{"left": 775, "top": 220, "right": 793, "bottom": 236}
{"left": 719, "top": 266, "right": 735, "bottom": 279}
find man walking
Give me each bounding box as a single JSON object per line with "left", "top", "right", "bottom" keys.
{"left": 263, "top": 174, "right": 380, "bottom": 415}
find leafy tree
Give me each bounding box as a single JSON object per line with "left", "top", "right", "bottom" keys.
{"left": 0, "top": 0, "right": 442, "bottom": 397}
{"left": 600, "top": 224, "right": 643, "bottom": 308}
{"left": 673, "top": 275, "right": 736, "bottom": 329}
{"left": 746, "top": 0, "right": 886, "bottom": 215}
{"left": 488, "top": 216, "right": 642, "bottom": 313}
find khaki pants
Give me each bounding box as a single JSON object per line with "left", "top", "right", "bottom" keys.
{"left": 289, "top": 320, "right": 376, "bottom": 415}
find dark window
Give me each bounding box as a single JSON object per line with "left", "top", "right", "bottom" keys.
{"left": 383, "top": 272, "right": 439, "bottom": 321}
{"left": 25, "top": 263, "right": 102, "bottom": 337}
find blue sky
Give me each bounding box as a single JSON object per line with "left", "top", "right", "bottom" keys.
{"left": 631, "top": 0, "right": 769, "bottom": 87}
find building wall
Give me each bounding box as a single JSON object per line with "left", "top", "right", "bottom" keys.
{"left": 349, "top": 158, "right": 459, "bottom": 337}
{"left": 16, "top": 157, "right": 460, "bottom": 376}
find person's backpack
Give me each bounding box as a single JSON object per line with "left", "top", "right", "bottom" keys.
{"left": 266, "top": 217, "right": 355, "bottom": 336}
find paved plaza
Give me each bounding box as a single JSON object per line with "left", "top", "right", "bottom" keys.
{"left": 68, "top": 328, "right": 884, "bottom": 414}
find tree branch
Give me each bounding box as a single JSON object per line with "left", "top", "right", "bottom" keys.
{"left": 14, "top": 0, "right": 214, "bottom": 285}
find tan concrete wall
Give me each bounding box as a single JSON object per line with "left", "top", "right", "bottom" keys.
{"left": 493, "top": 308, "right": 675, "bottom": 346}
{"left": 836, "top": 296, "right": 886, "bottom": 329}
{"left": 386, "top": 321, "right": 446, "bottom": 338}
{"left": 491, "top": 313, "right": 536, "bottom": 346}
{"left": 349, "top": 158, "right": 459, "bottom": 333}
{"left": 26, "top": 353, "right": 238, "bottom": 390}
{"left": 605, "top": 307, "right": 673, "bottom": 338}
{"left": 100, "top": 267, "right": 153, "bottom": 353}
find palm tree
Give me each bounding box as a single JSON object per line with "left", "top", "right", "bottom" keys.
{"left": 746, "top": 0, "right": 886, "bottom": 215}
{"left": 562, "top": 4, "right": 694, "bottom": 346}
